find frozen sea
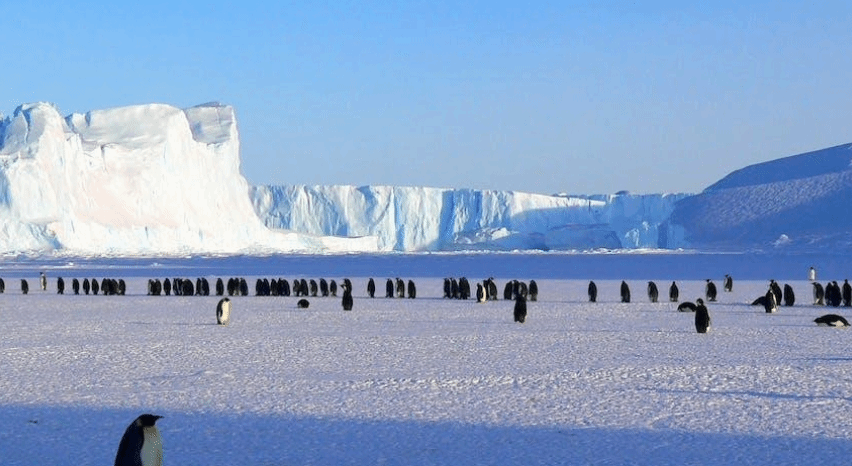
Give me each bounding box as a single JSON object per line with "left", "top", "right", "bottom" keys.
{"left": 1, "top": 252, "right": 852, "bottom": 465}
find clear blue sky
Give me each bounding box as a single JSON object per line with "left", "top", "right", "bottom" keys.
{"left": 3, "top": 1, "right": 851, "bottom": 194}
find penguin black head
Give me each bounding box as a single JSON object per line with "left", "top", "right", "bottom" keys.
{"left": 696, "top": 298, "right": 705, "bottom": 305}
{"left": 135, "top": 414, "right": 163, "bottom": 427}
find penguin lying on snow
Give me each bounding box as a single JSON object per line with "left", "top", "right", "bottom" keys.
{"left": 297, "top": 299, "right": 310, "bottom": 309}
{"left": 814, "top": 314, "right": 850, "bottom": 327}
{"left": 114, "top": 414, "right": 163, "bottom": 466}
{"left": 677, "top": 301, "right": 697, "bottom": 312}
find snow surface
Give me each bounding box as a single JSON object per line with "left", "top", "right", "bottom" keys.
{"left": 251, "top": 185, "right": 687, "bottom": 252}
{"left": 670, "top": 143, "right": 852, "bottom": 252}
{"left": 2, "top": 253, "right": 852, "bottom": 465}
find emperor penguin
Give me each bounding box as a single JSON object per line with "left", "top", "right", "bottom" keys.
{"left": 476, "top": 283, "right": 486, "bottom": 303}
{"left": 694, "top": 299, "right": 710, "bottom": 333}
{"left": 669, "top": 281, "right": 679, "bottom": 302}
{"left": 39, "top": 272, "right": 47, "bottom": 291}
{"left": 407, "top": 279, "right": 417, "bottom": 299}
{"left": 813, "top": 282, "right": 825, "bottom": 305}
{"left": 216, "top": 298, "right": 231, "bottom": 325}
{"left": 620, "top": 281, "right": 630, "bottom": 303}
{"left": 764, "top": 288, "right": 778, "bottom": 313}
{"left": 705, "top": 279, "right": 717, "bottom": 302}
{"left": 342, "top": 287, "right": 353, "bottom": 311}
{"left": 367, "top": 278, "right": 376, "bottom": 298}
{"left": 21, "top": 279, "right": 29, "bottom": 295}
{"left": 513, "top": 294, "right": 527, "bottom": 323}
{"left": 588, "top": 281, "right": 597, "bottom": 303}
{"left": 528, "top": 280, "right": 538, "bottom": 301}
{"left": 723, "top": 274, "right": 733, "bottom": 292}
{"left": 814, "top": 314, "right": 850, "bottom": 327}
{"left": 809, "top": 266, "right": 817, "bottom": 281}
{"left": 114, "top": 414, "right": 163, "bottom": 466}
{"left": 647, "top": 281, "right": 659, "bottom": 303}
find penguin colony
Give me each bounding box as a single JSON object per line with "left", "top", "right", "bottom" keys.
{"left": 6, "top": 269, "right": 850, "bottom": 331}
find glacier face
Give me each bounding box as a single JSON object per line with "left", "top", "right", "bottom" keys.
{"left": 251, "top": 185, "right": 689, "bottom": 252}
{"left": 0, "top": 102, "right": 376, "bottom": 255}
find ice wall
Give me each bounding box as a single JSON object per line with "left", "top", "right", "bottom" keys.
{"left": 251, "top": 185, "right": 688, "bottom": 251}
{"left": 0, "top": 102, "right": 376, "bottom": 255}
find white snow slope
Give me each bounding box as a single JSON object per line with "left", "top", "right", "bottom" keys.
{"left": 0, "top": 102, "right": 377, "bottom": 255}
{"left": 669, "top": 143, "right": 852, "bottom": 252}
{"left": 251, "top": 185, "right": 688, "bottom": 251}
{"left": 1, "top": 254, "right": 852, "bottom": 465}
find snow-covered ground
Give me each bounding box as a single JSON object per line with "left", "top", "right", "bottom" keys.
{"left": 2, "top": 253, "right": 851, "bottom": 465}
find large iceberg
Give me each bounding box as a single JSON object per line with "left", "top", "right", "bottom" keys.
{"left": 251, "top": 185, "right": 688, "bottom": 251}
{"left": 0, "top": 102, "right": 376, "bottom": 255}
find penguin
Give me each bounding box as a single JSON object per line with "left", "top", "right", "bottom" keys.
{"left": 114, "top": 413, "right": 163, "bottom": 466}
{"left": 309, "top": 279, "right": 318, "bottom": 297}
{"left": 39, "top": 272, "right": 47, "bottom": 291}
{"left": 750, "top": 296, "right": 767, "bottom": 307}
{"left": 163, "top": 278, "right": 171, "bottom": 296}
{"left": 450, "top": 278, "right": 459, "bottom": 299}
{"left": 83, "top": 278, "right": 90, "bottom": 295}
{"left": 588, "top": 281, "right": 597, "bottom": 303}
{"left": 827, "top": 281, "right": 842, "bottom": 307}
{"left": 118, "top": 279, "right": 126, "bottom": 296}
{"left": 367, "top": 278, "right": 376, "bottom": 298}
{"left": 56, "top": 277, "right": 65, "bottom": 295}
{"left": 407, "top": 280, "right": 416, "bottom": 299}
{"left": 669, "top": 281, "right": 679, "bottom": 302}
{"left": 342, "top": 287, "right": 353, "bottom": 311}
{"left": 647, "top": 281, "right": 659, "bottom": 303}
{"left": 386, "top": 279, "right": 394, "bottom": 298}
{"left": 723, "top": 274, "right": 733, "bottom": 292}
{"left": 200, "top": 278, "right": 210, "bottom": 296}
{"left": 620, "top": 281, "right": 630, "bottom": 303}
{"left": 281, "top": 279, "right": 291, "bottom": 297}
{"left": 443, "top": 278, "right": 451, "bottom": 299}
{"left": 297, "top": 298, "right": 310, "bottom": 309}
{"left": 842, "top": 279, "right": 851, "bottom": 307}
{"left": 21, "top": 279, "right": 29, "bottom": 295}
{"left": 216, "top": 278, "right": 224, "bottom": 296}
{"left": 769, "top": 280, "right": 782, "bottom": 305}
{"left": 528, "top": 280, "right": 538, "bottom": 302}
{"left": 320, "top": 278, "right": 329, "bottom": 297}
{"left": 0, "top": 277, "right": 5, "bottom": 293}
{"left": 705, "top": 279, "right": 717, "bottom": 302}
{"left": 476, "top": 283, "right": 486, "bottom": 303}
{"left": 763, "top": 288, "right": 777, "bottom": 313}
{"left": 783, "top": 284, "right": 795, "bottom": 307}
{"left": 694, "top": 299, "right": 710, "bottom": 333}
{"left": 394, "top": 278, "right": 404, "bottom": 298}
{"left": 809, "top": 266, "right": 817, "bottom": 281}
{"left": 216, "top": 298, "right": 231, "bottom": 325}
{"left": 814, "top": 314, "right": 850, "bottom": 327}
{"left": 488, "top": 279, "right": 498, "bottom": 301}
{"left": 459, "top": 277, "right": 471, "bottom": 300}
{"left": 503, "top": 282, "right": 514, "bottom": 300}
{"left": 513, "top": 294, "right": 527, "bottom": 323}
{"left": 813, "top": 282, "right": 825, "bottom": 305}
{"left": 72, "top": 278, "right": 80, "bottom": 295}
{"left": 91, "top": 278, "right": 99, "bottom": 296}
{"left": 677, "top": 301, "right": 697, "bottom": 312}
{"left": 239, "top": 278, "right": 249, "bottom": 296}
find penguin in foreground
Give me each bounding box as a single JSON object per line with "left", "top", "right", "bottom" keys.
{"left": 694, "top": 299, "right": 710, "bottom": 333}
{"left": 814, "top": 314, "right": 850, "bottom": 327}
{"left": 513, "top": 294, "right": 527, "bottom": 323}
{"left": 342, "top": 287, "right": 353, "bottom": 311}
{"left": 216, "top": 297, "right": 231, "bottom": 325}
{"left": 114, "top": 414, "right": 163, "bottom": 466}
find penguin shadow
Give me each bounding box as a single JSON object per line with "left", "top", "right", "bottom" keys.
{"left": 645, "top": 387, "right": 852, "bottom": 404}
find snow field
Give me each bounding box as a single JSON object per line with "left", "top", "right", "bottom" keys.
{"left": 2, "top": 271, "right": 852, "bottom": 465}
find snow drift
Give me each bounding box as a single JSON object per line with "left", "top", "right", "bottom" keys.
{"left": 251, "top": 185, "right": 688, "bottom": 251}
{"left": 669, "top": 143, "right": 852, "bottom": 252}
{"left": 0, "top": 102, "right": 376, "bottom": 255}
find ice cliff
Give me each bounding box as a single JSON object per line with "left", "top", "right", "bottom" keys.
{"left": 251, "top": 185, "right": 688, "bottom": 252}
{"left": 0, "top": 102, "right": 376, "bottom": 255}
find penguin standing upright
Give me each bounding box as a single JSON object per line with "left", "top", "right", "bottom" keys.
{"left": 528, "top": 280, "right": 538, "bottom": 302}
{"left": 669, "top": 281, "right": 679, "bottom": 302}
{"left": 385, "top": 279, "right": 394, "bottom": 298}
{"left": 620, "top": 281, "right": 630, "bottom": 303}
{"left": 476, "top": 283, "right": 486, "bottom": 303}
{"left": 842, "top": 279, "right": 852, "bottom": 307}
{"left": 647, "top": 281, "right": 659, "bottom": 303}
{"left": 114, "top": 414, "right": 163, "bottom": 466}
{"left": 588, "top": 281, "right": 597, "bottom": 303}
{"left": 783, "top": 283, "right": 796, "bottom": 306}
{"left": 723, "top": 274, "right": 733, "bottom": 292}
{"left": 809, "top": 266, "right": 817, "bottom": 281}
{"left": 216, "top": 298, "right": 231, "bottom": 325}
{"left": 39, "top": 272, "right": 47, "bottom": 291}
{"left": 342, "top": 287, "right": 353, "bottom": 311}
{"left": 57, "top": 277, "right": 65, "bottom": 295}
{"left": 21, "top": 279, "right": 29, "bottom": 295}
{"left": 407, "top": 280, "right": 416, "bottom": 299}
{"left": 813, "top": 282, "right": 825, "bottom": 305}
{"left": 367, "top": 278, "right": 376, "bottom": 298}
{"left": 513, "top": 294, "right": 527, "bottom": 323}
{"left": 764, "top": 288, "right": 778, "bottom": 313}
{"left": 694, "top": 299, "right": 710, "bottom": 333}
{"left": 705, "top": 279, "right": 717, "bottom": 302}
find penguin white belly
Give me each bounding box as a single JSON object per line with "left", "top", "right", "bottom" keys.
{"left": 140, "top": 427, "right": 163, "bottom": 466}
